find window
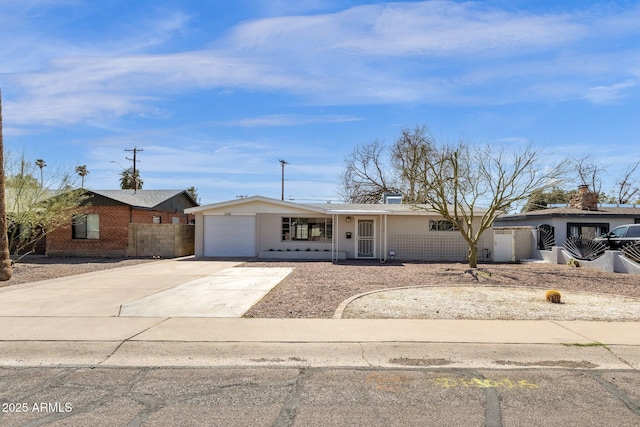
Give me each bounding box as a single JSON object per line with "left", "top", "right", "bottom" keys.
{"left": 153, "top": 216, "right": 162, "bottom": 224}
{"left": 609, "top": 226, "right": 628, "bottom": 238}
{"left": 429, "top": 219, "right": 458, "bottom": 231}
{"left": 282, "top": 217, "right": 332, "bottom": 242}
{"left": 73, "top": 214, "right": 99, "bottom": 239}
{"left": 627, "top": 226, "right": 640, "bottom": 238}
{"left": 567, "top": 222, "right": 609, "bottom": 239}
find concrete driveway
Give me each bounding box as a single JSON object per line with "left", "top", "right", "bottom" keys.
{"left": 0, "top": 257, "right": 291, "bottom": 318}
{"left": 119, "top": 266, "right": 292, "bottom": 317}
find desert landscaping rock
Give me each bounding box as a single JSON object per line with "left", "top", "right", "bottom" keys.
{"left": 243, "top": 260, "right": 640, "bottom": 319}
{"left": 338, "top": 286, "right": 640, "bottom": 320}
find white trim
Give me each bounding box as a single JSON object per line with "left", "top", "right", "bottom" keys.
{"left": 186, "top": 195, "right": 327, "bottom": 214}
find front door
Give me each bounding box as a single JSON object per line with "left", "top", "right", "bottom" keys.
{"left": 357, "top": 219, "right": 375, "bottom": 258}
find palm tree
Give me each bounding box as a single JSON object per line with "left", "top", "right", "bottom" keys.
{"left": 119, "top": 168, "right": 143, "bottom": 190}
{"left": 0, "top": 89, "right": 13, "bottom": 280}
{"left": 35, "top": 159, "right": 47, "bottom": 186}
{"left": 75, "top": 165, "right": 89, "bottom": 189}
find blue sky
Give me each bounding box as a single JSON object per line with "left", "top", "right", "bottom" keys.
{"left": 1, "top": 0, "right": 639, "bottom": 204}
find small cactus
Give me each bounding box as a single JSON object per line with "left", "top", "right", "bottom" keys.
{"left": 546, "top": 290, "right": 562, "bottom": 304}
{"left": 567, "top": 258, "right": 580, "bottom": 267}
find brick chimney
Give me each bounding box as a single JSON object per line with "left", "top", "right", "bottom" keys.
{"left": 569, "top": 185, "right": 598, "bottom": 211}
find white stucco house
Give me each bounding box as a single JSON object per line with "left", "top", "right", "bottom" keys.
{"left": 184, "top": 195, "right": 494, "bottom": 262}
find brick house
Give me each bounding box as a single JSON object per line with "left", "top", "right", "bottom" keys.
{"left": 46, "top": 190, "right": 198, "bottom": 257}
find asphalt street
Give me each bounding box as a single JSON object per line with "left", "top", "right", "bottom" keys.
{"left": 1, "top": 366, "right": 640, "bottom": 426}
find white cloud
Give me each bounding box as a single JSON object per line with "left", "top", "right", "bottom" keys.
{"left": 226, "top": 1, "right": 586, "bottom": 56}
{"left": 585, "top": 81, "right": 639, "bottom": 104}
{"left": 3, "top": 1, "right": 640, "bottom": 128}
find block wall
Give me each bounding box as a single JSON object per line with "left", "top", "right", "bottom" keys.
{"left": 128, "top": 224, "right": 195, "bottom": 257}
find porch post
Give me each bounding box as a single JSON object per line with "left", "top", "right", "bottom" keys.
{"left": 379, "top": 214, "right": 383, "bottom": 262}
{"left": 384, "top": 214, "right": 388, "bottom": 263}
{"left": 332, "top": 213, "right": 339, "bottom": 263}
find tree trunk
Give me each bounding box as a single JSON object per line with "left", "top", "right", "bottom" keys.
{"left": 0, "top": 89, "right": 13, "bottom": 280}
{"left": 468, "top": 244, "right": 478, "bottom": 269}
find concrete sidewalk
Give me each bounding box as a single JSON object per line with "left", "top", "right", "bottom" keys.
{"left": 1, "top": 258, "right": 639, "bottom": 370}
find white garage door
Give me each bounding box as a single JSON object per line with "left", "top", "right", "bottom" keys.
{"left": 203, "top": 215, "right": 256, "bottom": 257}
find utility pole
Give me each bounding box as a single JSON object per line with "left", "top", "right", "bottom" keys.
{"left": 279, "top": 159, "right": 288, "bottom": 201}
{"left": 125, "top": 146, "right": 143, "bottom": 192}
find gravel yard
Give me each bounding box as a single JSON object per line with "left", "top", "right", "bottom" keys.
{"left": 1, "top": 256, "right": 156, "bottom": 287}
{"left": 242, "top": 260, "right": 640, "bottom": 318}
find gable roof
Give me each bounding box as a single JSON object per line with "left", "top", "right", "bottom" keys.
{"left": 185, "top": 195, "right": 327, "bottom": 214}
{"left": 88, "top": 189, "right": 197, "bottom": 209}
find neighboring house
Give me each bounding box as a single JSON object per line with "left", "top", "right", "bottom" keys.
{"left": 495, "top": 187, "right": 640, "bottom": 259}
{"left": 185, "top": 195, "right": 493, "bottom": 262}
{"left": 46, "top": 189, "right": 198, "bottom": 257}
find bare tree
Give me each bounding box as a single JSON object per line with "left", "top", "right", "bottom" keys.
{"left": 570, "top": 156, "right": 606, "bottom": 195}
{"left": 391, "top": 125, "right": 434, "bottom": 203}
{"left": 340, "top": 140, "right": 399, "bottom": 203}
{"left": 0, "top": 88, "right": 12, "bottom": 280}
{"left": 612, "top": 160, "right": 640, "bottom": 204}
{"left": 406, "top": 142, "right": 568, "bottom": 268}
{"left": 568, "top": 156, "right": 640, "bottom": 205}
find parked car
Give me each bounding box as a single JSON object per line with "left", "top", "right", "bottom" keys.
{"left": 594, "top": 224, "right": 640, "bottom": 250}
